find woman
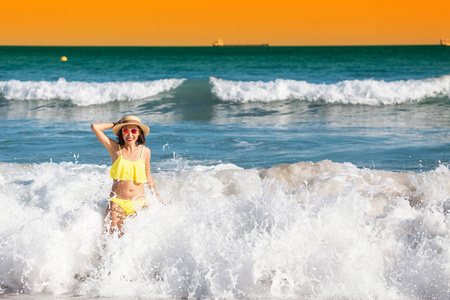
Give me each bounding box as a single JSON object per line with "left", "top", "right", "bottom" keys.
{"left": 91, "top": 115, "right": 164, "bottom": 236}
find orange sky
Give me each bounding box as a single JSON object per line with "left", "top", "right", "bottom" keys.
{"left": 1, "top": 0, "right": 450, "bottom": 46}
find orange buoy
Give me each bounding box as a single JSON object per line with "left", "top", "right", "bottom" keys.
{"left": 61, "top": 56, "right": 68, "bottom": 62}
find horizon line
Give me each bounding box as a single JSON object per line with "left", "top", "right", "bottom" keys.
{"left": 0, "top": 43, "right": 442, "bottom": 47}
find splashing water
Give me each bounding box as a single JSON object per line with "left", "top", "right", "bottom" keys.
{"left": 1, "top": 160, "right": 450, "bottom": 299}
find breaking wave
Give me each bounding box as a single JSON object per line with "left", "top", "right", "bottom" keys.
{"left": 210, "top": 75, "right": 450, "bottom": 105}
{"left": 0, "top": 78, "right": 186, "bottom": 106}
{"left": 2, "top": 76, "right": 450, "bottom": 107}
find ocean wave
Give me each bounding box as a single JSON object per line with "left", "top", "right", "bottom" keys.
{"left": 1, "top": 160, "right": 450, "bottom": 298}
{"left": 0, "top": 78, "right": 186, "bottom": 106}
{"left": 210, "top": 75, "right": 450, "bottom": 105}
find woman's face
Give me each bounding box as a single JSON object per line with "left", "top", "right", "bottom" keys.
{"left": 121, "top": 125, "right": 140, "bottom": 145}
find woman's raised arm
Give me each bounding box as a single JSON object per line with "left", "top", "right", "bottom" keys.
{"left": 91, "top": 122, "right": 116, "bottom": 152}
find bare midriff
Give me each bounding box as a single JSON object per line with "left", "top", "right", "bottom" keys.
{"left": 110, "top": 180, "right": 145, "bottom": 200}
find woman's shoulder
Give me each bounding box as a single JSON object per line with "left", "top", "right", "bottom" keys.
{"left": 140, "top": 144, "right": 151, "bottom": 157}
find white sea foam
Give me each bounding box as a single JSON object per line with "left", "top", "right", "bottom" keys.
{"left": 210, "top": 75, "right": 450, "bottom": 105}
{"left": 1, "top": 161, "right": 450, "bottom": 299}
{"left": 0, "top": 78, "right": 185, "bottom": 106}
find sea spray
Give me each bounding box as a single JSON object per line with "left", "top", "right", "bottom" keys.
{"left": 1, "top": 161, "right": 450, "bottom": 299}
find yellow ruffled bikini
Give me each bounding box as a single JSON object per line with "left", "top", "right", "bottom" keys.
{"left": 110, "top": 145, "right": 147, "bottom": 183}
{"left": 109, "top": 145, "right": 147, "bottom": 215}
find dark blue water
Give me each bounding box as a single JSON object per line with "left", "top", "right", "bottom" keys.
{"left": 1, "top": 46, "right": 449, "bottom": 171}
{"left": 2, "top": 46, "right": 450, "bottom": 82}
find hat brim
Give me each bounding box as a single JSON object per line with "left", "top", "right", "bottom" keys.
{"left": 112, "top": 123, "right": 150, "bottom": 136}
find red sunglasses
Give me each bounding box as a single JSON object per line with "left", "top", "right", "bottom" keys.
{"left": 122, "top": 128, "right": 140, "bottom": 134}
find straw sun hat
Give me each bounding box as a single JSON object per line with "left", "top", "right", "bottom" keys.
{"left": 112, "top": 116, "right": 150, "bottom": 136}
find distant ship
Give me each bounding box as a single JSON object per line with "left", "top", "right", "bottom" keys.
{"left": 440, "top": 38, "right": 450, "bottom": 46}
{"left": 213, "top": 38, "right": 269, "bottom": 47}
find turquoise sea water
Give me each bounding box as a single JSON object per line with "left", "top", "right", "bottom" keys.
{"left": 1, "top": 46, "right": 450, "bottom": 299}
{"left": 1, "top": 45, "right": 449, "bottom": 171}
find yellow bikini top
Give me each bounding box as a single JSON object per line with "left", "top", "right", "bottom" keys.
{"left": 110, "top": 145, "right": 147, "bottom": 183}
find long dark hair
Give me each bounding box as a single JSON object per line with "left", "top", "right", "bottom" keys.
{"left": 116, "top": 126, "right": 146, "bottom": 146}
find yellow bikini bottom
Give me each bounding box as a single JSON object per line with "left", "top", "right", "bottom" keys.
{"left": 109, "top": 197, "right": 146, "bottom": 215}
